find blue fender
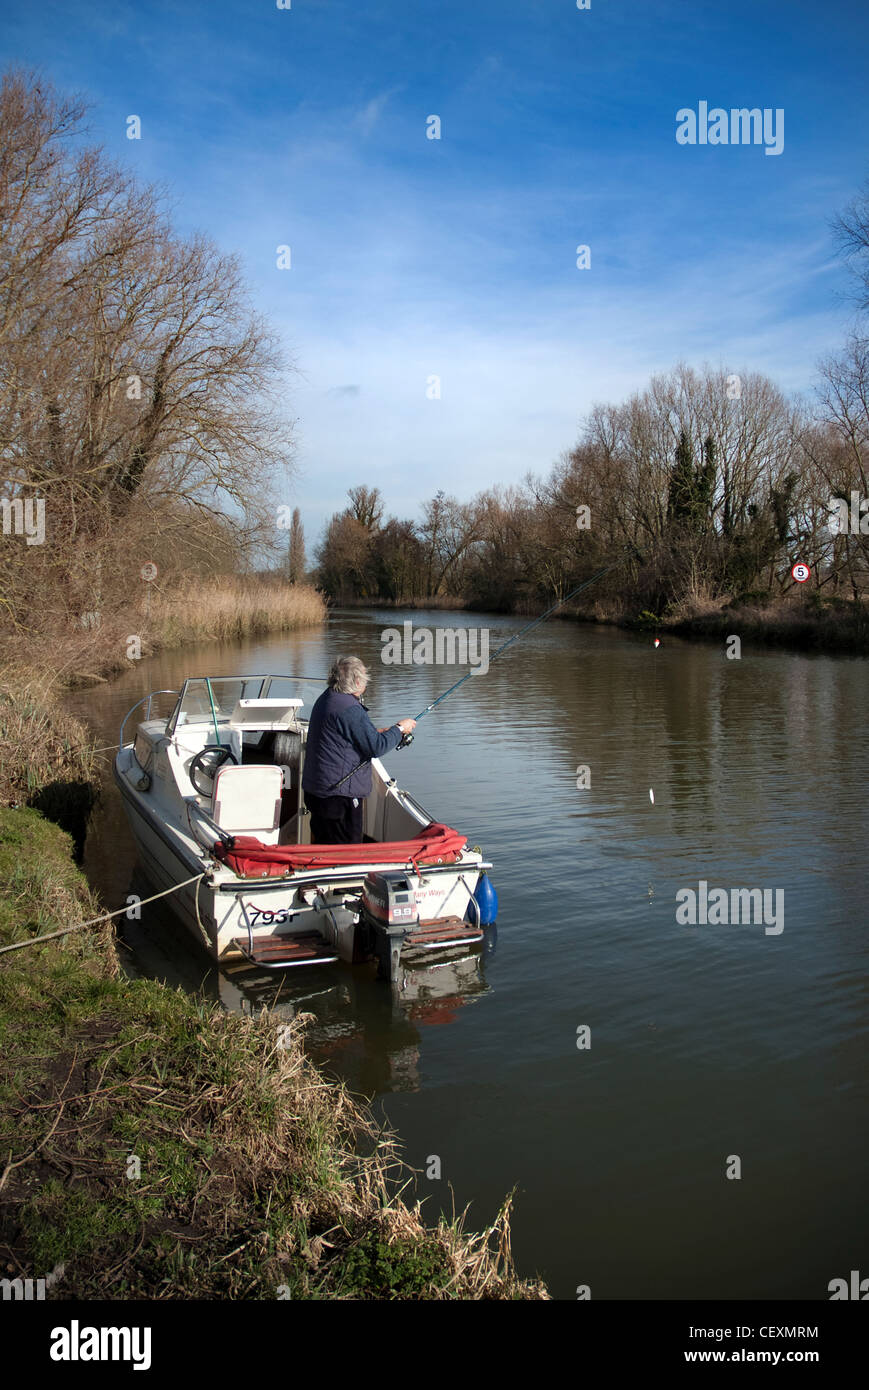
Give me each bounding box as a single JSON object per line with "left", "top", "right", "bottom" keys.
{"left": 472, "top": 872, "right": 498, "bottom": 926}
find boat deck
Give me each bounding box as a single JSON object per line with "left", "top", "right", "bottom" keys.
{"left": 232, "top": 931, "right": 339, "bottom": 969}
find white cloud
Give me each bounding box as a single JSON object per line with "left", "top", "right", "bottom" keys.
{"left": 353, "top": 87, "right": 401, "bottom": 138}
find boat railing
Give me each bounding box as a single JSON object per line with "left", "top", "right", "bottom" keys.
{"left": 185, "top": 797, "right": 234, "bottom": 851}
{"left": 119, "top": 690, "right": 181, "bottom": 748}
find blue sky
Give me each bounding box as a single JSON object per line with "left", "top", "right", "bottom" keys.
{"left": 3, "top": 0, "right": 869, "bottom": 551}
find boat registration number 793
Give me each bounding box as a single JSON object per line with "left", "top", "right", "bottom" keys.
{"left": 242, "top": 903, "right": 292, "bottom": 927}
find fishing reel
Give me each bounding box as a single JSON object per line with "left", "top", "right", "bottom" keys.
{"left": 398, "top": 731, "right": 414, "bottom": 748}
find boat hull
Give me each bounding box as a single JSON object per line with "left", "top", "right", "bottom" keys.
{"left": 114, "top": 755, "right": 488, "bottom": 967}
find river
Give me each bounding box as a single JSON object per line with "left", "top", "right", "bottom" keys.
{"left": 65, "top": 609, "right": 869, "bottom": 1300}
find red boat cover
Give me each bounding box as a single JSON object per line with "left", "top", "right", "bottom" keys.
{"left": 213, "top": 821, "right": 468, "bottom": 878}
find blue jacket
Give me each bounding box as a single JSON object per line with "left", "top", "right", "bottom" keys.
{"left": 302, "top": 688, "right": 403, "bottom": 799}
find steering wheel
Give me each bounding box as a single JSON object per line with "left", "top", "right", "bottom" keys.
{"left": 189, "top": 744, "right": 238, "bottom": 796}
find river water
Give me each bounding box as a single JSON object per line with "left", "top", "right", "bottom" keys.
{"left": 65, "top": 610, "right": 868, "bottom": 1300}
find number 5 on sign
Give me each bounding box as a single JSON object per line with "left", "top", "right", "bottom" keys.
{"left": 791, "top": 562, "right": 811, "bottom": 583}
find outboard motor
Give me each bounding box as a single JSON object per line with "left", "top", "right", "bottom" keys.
{"left": 360, "top": 871, "right": 419, "bottom": 981}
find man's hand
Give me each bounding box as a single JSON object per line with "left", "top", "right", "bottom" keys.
{"left": 397, "top": 718, "right": 417, "bottom": 735}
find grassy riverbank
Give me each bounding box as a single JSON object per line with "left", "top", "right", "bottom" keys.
{"left": 657, "top": 592, "right": 869, "bottom": 653}
{"left": 0, "top": 667, "right": 98, "bottom": 857}
{"left": 1, "top": 575, "right": 326, "bottom": 691}
{"left": 0, "top": 806, "right": 545, "bottom": 1299}
{"left": 0, "top": 576, "right": 326, "bottom": 817}
{"left": 338, "top": 590, "right": 869, "bottom": 656}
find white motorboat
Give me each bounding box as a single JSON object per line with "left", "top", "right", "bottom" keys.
{"left": 114, "top": 675, "right": 495, "bottom": 979}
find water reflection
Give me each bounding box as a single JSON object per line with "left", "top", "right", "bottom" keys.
{"left": 118, "top": 867, "right": 492, "bottom": 1094}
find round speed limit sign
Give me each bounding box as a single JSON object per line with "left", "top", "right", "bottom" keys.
{"left": 140, "top": 562, "right": 158, "bottom": 583}
{"left": 791, "top": 562, "right": 811, "bottom": 583}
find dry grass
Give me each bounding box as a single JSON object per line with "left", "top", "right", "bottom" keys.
{"left": 0, "top": 576, "right": 326, "bottom": 691}
{"left": 0, "top": 665, "right": 96, "bottom": 808}
{"left": 152, "top": 577, "right": 325, "bottom": 645}
{"left": 662, "top": 589, "right": 731, "bottom": 623}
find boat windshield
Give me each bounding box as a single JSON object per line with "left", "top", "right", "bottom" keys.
{"left": 171, "top": 676, "right": 267, "bottom": 730}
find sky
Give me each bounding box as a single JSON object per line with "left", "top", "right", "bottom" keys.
{"left": 3, "top": 0, "right": 869, "bottom": 552}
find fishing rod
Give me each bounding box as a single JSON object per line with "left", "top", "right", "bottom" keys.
{"left": 328, "top": 544, "right": 640, "bottom": 791}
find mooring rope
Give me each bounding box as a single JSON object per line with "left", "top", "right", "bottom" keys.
{"left": 0, "top": 872, "right": 208, "bottom": 957}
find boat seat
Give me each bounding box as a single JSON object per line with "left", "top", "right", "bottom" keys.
{"left": 212, "top": 764, "right": 283, "bottom": 846}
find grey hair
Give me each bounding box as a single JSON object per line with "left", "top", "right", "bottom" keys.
{"left": 328, "top": 655, "right": 368, "bottom": 694}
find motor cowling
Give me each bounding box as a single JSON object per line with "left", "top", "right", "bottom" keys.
{"left": 360, "top": 871, "right": 420, "bottom": 928}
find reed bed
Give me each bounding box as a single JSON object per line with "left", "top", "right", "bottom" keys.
{"left": 152, "top": 578, "right": 326, "bottom": 645}
{"left": 0, "top": 577, "right": 326, "bottom": 692}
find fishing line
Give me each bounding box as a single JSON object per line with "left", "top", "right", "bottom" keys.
{"left": 410, "top": 552, "right": 634, "bottom": 725}
{"left": 650, "top": 636, "right": 660, "bottom": 806}
{"left": 648, "top": 633, "right": 661, "bottom": 903}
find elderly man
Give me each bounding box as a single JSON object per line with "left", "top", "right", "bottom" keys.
{"left": 302, "top": 655, "right": 417, "bottom": 844}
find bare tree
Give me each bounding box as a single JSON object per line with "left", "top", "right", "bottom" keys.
{"left": 418, "top": 490, "right": 480, "bottom": 595}
{"left": 0, "top": 67, "right": 296, "bottom": 632}
{"left": 811, "top": 336, "right": 869, "bottom": 596}
{"left": 832, "top": 177, "right": 869, "bottom": 315}
{"left": 346, "top": 485, "right": 383, "bottom": 531}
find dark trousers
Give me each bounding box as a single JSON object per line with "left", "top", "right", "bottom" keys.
{"left": 305, "top": 792, "right": 364, "bottom": 844}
